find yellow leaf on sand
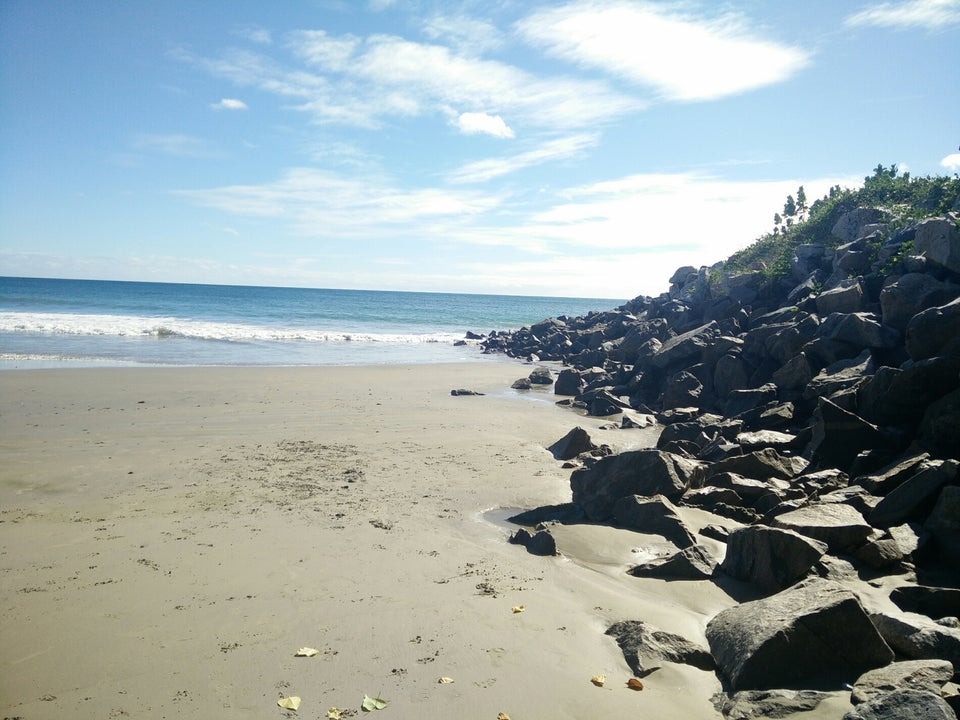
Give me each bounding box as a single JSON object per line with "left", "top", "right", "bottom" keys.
{"left": 511, "top": 605, "right": 525, "bottom": 614}
{"left": 497, "top": 714, "right": 511, "bottom": 720}
{"left": 627, "top": 677, "right": 644, "bottom": 691}
{"left": 278, "top": 696, "right": 301, "bottom": 710}
{"left": 295, "top": 647, "right": 319, "bottom": 657}
{"left": 438, "top": 676, "right": 454, "bottom": 684}
{"left": 591, "top": 674, "right": 606, "bottom": 687}
{"left": 327, "top": 708, "right": 342, "bottom": 720}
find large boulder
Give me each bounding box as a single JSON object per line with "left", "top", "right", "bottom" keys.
{"left": 705, "top": 448, "right": 808, "bottom": 482}
{"left": 772, "top": 503, "right": 874, "bottom": 553}
{"left": 719, "top": 525, "right": 827, "bottom": 594}
{"left": 553, "top": 368, "right": 583, "bottom": 396}
{"left": 605, "top": 620, "right": 716, "bottom": 677}
{"left": 857, "top": 356, "right": 960, "bottom": 428}
{"left": 547, "top": 426, "right": 597, "bottom": 461}
{"left": 611, "top": 494, "right": 697, "bottom": 548}
{"left": 926, "top": 485, "right": 960, "bottom": 565}
{"left": 843, "top": 689, "right": 957, "bottom": 720}
{"left": 914, "top": 215, "right": 960, "bottom": 274}
{"left": 817, "top": 312, "right": 900, "bottom": 350}
{"left": 806, "top": 397, "right": 889, "bottom": 472}
{"left": 917, "top": 388, "right": 960, "bottom": 458}
{"left": 905, "top": 297, "right": 960, "bottom": 361}
{"left": 850, "top": 659, "right": 955, "bottom": 705}
{"left": 880, "top": 273, "right": 960, "bottom": 332}
{"left": 833, "top": 207, "right": 889, "bottom": 244}
{"left": 871, "top": 611, "right": 960, "bottom": 669}
{"left": 712, "top": 690, "right": 828, "bottom": 719}
{"left": 706, "top": 579, "right": 894, "bottom": 691}
{"left": 650, "top": 321, "right": 719, "bottom": 370}
{"left": 628, "top": 543, "right": 717, "bottom": 580}
{"left": 803, "top": 350, "right": 874, "bottom": 401}
{"left": 868, "top": 459, "right": 959, "bottom": 528}
{"left": 570, "top": 449, "right": 701, "bottom": 521}
{"left": 890, "top": 586, "right": 960, "bottom": 621}
{"left": 816, "top": 280, "right": 865, "bottom": 315}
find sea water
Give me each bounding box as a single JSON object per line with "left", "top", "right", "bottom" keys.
{"left": 0, "top": 277, "right": 623, "bottom": 368}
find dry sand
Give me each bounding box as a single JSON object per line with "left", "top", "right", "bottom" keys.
{"left": 0, "top": 363, "right": 852, "bottom": 719}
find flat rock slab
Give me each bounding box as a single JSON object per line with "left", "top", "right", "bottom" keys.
{"left": 772, "top": 502, "right": 873, "bottom": 553}
{"left": 719, "top": 525, "right": 827, "bottom": 594}
{"left": 842, "top": 689, "right": 957, "bottom": 720}
{"left": 611, "top": 494, "right": 697, "bottom": 548}
{"left": 711, "top": 689, "right": 828, "bottom": 719}
{"left": 850, "top": 659, "right": 955, "bottom": 705}
{"left": 706, "top": 579, "right": 894, "bottom": 691}
{"left": 605, "top": 620, "right": 716, "bottom": 678}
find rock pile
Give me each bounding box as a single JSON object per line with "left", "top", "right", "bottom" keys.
{"left": 481, "top": 208, "right": 960, "bottom": 713}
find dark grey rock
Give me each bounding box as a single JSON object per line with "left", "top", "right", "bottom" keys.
{"left": 726, "top": 384, "right": 778, "bottom": 418}
{"left": 719, "top": 526, "right": 828, "bottom": 594}
{"left": 451, "top": 388, "right": 485, "bottom": 396}
{"left": 681, "top": 486, "right": 744, "bottom": 510}
{"left": 806, "top": 397, "right": 889, "bottom": 472}
{"left": 508, "top": 527, "right": 558, "bottom": 556}
{"left": 843, "top": 689, "right": 957, "bottom": 720}
{"left": 906, "top": 297, "right": 960, "bottom": 361}
{"left": 772, "top": 353, "right": 814, "bottom": 391}
{"left": 891, "top": 586, "right": 960, "bottom": 621}
{"left": 772, "top": 502, "right": 873, "bottom": 553}
{"left": 714, "top": 352, "right": 751, "bottom": 399}
{"left": 803, "top": 350, "right": 874, "bottom": 401}
{"left": 706, "top": 448, "right": 809, "bottom": 482}
{"left": 833, "top": 207, "right": 889, "bottom": 243}
{"left": 917, "top": 388, "right": 960, "bottom": 458}
{"left": 855, "top": 453, "right": 931, "bottom": 496}
{"left": 711, "top": 689, "right": 828, "bottom": 719}
{"left": 547, "top": 426, "right": 597, "bottom": 461}
{"left": 706, "top": 579, "right": 894, "bottom": 691}
{"left": 927, "top": 486, "right": 960, "bottom": 566}
{"left": 871, "top": 611, "right": 960, "bottom": 669}
{"left": 817, "top": 313, "right": 899, "bottom": 349}
{"left": 611, "top": 494, "right": 697, "bottom": 548}
{"left": 816, "top": 280, "right": 864, "bottom": 315}
{"left": 554, "top": 368, "right": 583, "bottom": 396}
{"left": 511, "top": 377, "right": 532, "bottom": 390}
{"left": 528, "top": 366, "right": 554, "bottom": 384}
{"left": 735, "top": 430, "right": 797, "bottom": 452}
{"left": 628, "top": 543, "right": 717, "bottom": 580}
{"left": 854, "top": 524, "right": 922, "bottom": 569}
{"left": 880, "top": 273, "right": 960, "bottom": 332}
{"left": 662, "top": 369, "right": 703, "bottom": 410}
{"left": 914, "top": 215, "right": 960, "bottom": 274}
{"left": 605, "top": 620, "right": 716, "bottom": 678}
{"left": 700, "top": 524, "right": 731, "bottom": 542}
{"left": 869, "top": 460, "right": 959, "bottom": 528}
{"left": 850, "top": 659, "right": 955, "bottom": 705}
{"left": 858, "top": 357, "right": 960, "bottom": 428}
{"left": 570, "top": 449, "right": 701, "bottom": 521}
{"left": 650, "top": 321, "right": 719, "bottom": 370}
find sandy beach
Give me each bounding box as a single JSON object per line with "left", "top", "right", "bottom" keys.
{"left": 1, "top": 363, "right": 848, "bottom": 719}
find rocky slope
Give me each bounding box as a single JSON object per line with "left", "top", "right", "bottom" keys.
{"left": 476, "top": 187, "right": 960, "bottom": 716}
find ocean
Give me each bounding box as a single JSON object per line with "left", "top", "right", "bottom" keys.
{"left": 0, "top": 277, "right": 623, "bottom": 369}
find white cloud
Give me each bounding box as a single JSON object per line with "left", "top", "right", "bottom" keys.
{"left": 211, "top": 98, "right": 248, "bottom": 110}
{"left": 368, "top": 0, "right": 396, "bottom": 11}
{"left": 133, "top": 134, "right": 212, "bottom": 157}
{"left": 422, "top": 14, "right": 504, "bottom": 54}
{"left": 233, "top": 25, "right": 272, "bottom": 45}
{"left": 942, "top": 152, "right": 960, "bottom": 170}
{"left": 846, "top": 0, "right": 960, "bottom": 29}
{"left": 456, "top": 112, "right": 515, "bottom": 139}
{"left": 516, "top": 1, "right": 811, "bottom": 101}
{"left": 448, "top": 133, "right": 599, "bottom": 183}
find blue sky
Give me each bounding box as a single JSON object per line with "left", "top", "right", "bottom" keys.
{"left": 1, "top": 0, "right": 958, "bottom": 299}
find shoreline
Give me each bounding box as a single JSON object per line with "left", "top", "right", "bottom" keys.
{"left": 1, "top": 362, "right": 751, "bottom": 719}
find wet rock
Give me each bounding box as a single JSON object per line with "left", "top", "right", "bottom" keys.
{"left": 547, "top": 427, "right": 598, "bottom": 461}
{"left": 528, "top": 366, "right": 554, "bottom": 385}
{"left": 451, "top": 389, "right": 485, "bottom": 396}
{"left": 605, "top": 620, "right": 716, "bottom": 678}
{"left": 611, "top": 494, "right": 697, "bottom": 548}
{"left": 850, "top": 659, "right": 955, "bottom": 705}
{"left": 706, "top": 578, "right": 894, "bottom": 691}
{"left": 554, "top": 368, "right": 583, "bottom": 396}
{"left": 719, "top": 526, "right": 828, "bottom": 594}
{"left": 511, "top": 378, "right": 532, "bottom": 390}
{"left": 628, "top": 543, "right": 717, "bottom": 580}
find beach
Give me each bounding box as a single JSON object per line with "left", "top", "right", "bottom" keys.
{"left": 0, "top": 362, "right": 787, "bottom": 720}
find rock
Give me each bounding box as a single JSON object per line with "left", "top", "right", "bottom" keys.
{"left": 869, "top": 460, "right": 959, "bottom": 528}
{"left": 890, "top": 586, "right": 960, "bottom": 621}
{"left": 570, "top": 449, "right": 701, "bottom": 521}
{"left": 719, "top": 526, "right": 828, "bottom": 594}
{"left": 508, "top": 527, "right": 558, "bottom": 556}
{"left": 705, "top": 448, "right": 809, "bottom": 482}
{"left": 451, "top": 389, "right": 485, "bottom": 396}
{"left": 858, "top": 357, "right": 960, "bottom": 428}
{"left": 817, "top": 280, "right": 864, "bottom": 315}
{"left": 772, "top": 353, "right": 814, "bottom": 391}
{"left": 806, "top": 397, "right": 889, "bottom": 472}
{"left": 650, "top": 321, "right": 719, "bottom": 370}
{"left": 817, "top": 313, "right": 900, "bottom": 349}
{"left": 611, "top": 494, "right": 697, "bottom": 548}
{"left": 511, "top": 378, "right": 532, "bottom": 390}
{"left": 528, "top": 366, "right": 554, "bottom": 385}
{"left": 843, "top": 689, "right": 957, "bottom": 720}
{"left": 579, "top": 388, "right": 632, "bottom": 417}
{"left": 711, "top": 690, "right": 828, "bottom": 719}
{"left": 854, "top": 524, "right": 923, "bottom": 569}
{"left": 605, "top": 620, "right": 716, "bottom": 678}
{"left": 880, "top": 273, "right": 960, "bottom": 332}
{"left": 772, "top": 502, "right": 873, "bottom": 553}
{"left": 547, "top": 427, "right": 597, "bottom": 461}
{"left": 871, "top": 611, "right": 960, "bottom": 669}
{"left": 855, "top": 453, "right": 931, "bottom": 495}
{"left": 927, "top": 486, "right": 960, "bottom": 565}
{"left": 917, "top": 388, "right": 960, "bottom": 458}
{"left": 706, "top": 579, "right": 894, "bottom": 691}
{"left": 700, "top": 524, "right": 731, "bottom": 542}
{"left": 554, "top": 368, "right": 583, "bottom": 396}
{"left": 628, "top": 543, "right": 717, "bottom": 580}
{"left": 508, "top": 503, "right": 585, "bottom": 526}
{"left": 803, "top": 350, "right": 874, "bottom": 401}
{"left": 725, "top": 384, "right": 778, "bottom": 418}
{"left": 714, "top": 352, "right": 751, "bottom": 399}
{"left": 620, "top": 411, "right": 656, "bottom": 428}
{"left": 914, "top": 215, "right": 960, "bottom": 274}
{"left": 662, "top": 370, "right": 703, "bottom": 410}
{"left": 682, "top": 486, "right": 744, "bottom": 510}
{"left": 850, "top": 659, "right": 955, "bottom": 704}
{"left": 906, "top": 297, "right": 960, "bottom": 361}
{"left": 833, "top": 207, "right": 888, "bottom": 244}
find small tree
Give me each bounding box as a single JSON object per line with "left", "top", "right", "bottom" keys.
{"left": 796, "top": 186, "right": 808, "bottom": 219}
{"left": 783, "top": 195, "right": 797, "bottom": 218}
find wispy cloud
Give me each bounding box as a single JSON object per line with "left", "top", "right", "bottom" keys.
{"left": 942, "top": 152, "right": 960, "bottom": 170}
{"left": 846, "top": 0, "right": 960, "bottom": 29}
{"left": 233, "top": 24, "right": 272, "bottom": 45}
{"left": 455, "top": 112, "right": 515, "bottom": 139}
{"left": 516, "top": 0, "right": 811, "bottom": 102}
{"left": 421, "top": 14, "right": 504, "bottom": 54}
{"left": 210, "top": 98, "right": 248, "bottom": 110}
{"left": 448, "top": 134, "right": 599, "bottom": 183}
{"left": 133, "top": 133, "right": 212, "bottom": 157}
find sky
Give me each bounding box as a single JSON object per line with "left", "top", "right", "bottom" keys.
{"left": 1, "top": 0, "right": 958, "bottom": 300}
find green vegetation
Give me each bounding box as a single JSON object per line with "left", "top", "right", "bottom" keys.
{"left": 721, "top": 165, "right": 960, "bottom": 282}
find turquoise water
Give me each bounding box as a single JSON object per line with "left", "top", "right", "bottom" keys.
{"left": 0, "top": 277, "right": 621, "bottom": 367}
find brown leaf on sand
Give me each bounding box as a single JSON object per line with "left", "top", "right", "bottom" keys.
{"left": 627, "top": 678, "right": 644, "bottom": 691}
{"left": 497, "top": 713, "right": 511, "bottom": 720}
{"left": 511, "top": 605, "right": 525, "bottom": 614}
{"left": 590, "top": 674, "right": 606, "bottom": 687}
{"left": 278, "top": 695, "right": 302, "bottom": 710}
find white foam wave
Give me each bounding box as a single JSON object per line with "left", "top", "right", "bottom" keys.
{"left": 0, "top": 312, "right": 464, "bottom": 345}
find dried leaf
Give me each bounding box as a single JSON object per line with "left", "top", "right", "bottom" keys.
{"left": 497, "top": 714, "right": 511, "bottom": 720}
{"left": 362, "top": 694, "right": 388, "bottom": 712}
{"left": 327, "top": 708, "right": 342, "bottom": 720}
{"left": 590, "top": 674, "right": 605, "bottom": 687}
{"left": 438, "top": 677, "right": 454, "bottom": 684}
{"left": 511, "top": 605, "right": 525, "bottom": 614}
{"left": 295, "top": 647, "right": 319, "bottom": 657}
{"left": 278, "top": 696, "right": 302, "bottom": 710}
{"left": 627, "top": 678, "right": 644, "bottom": 691}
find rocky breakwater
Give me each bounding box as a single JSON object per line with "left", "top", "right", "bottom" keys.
{"left": 485, "top": 208, "right": 960, "bottom": 717}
